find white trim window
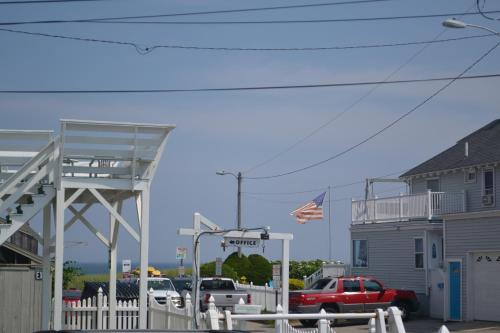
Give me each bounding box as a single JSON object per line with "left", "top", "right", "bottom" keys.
{"left": 482, "top": 167, "right": 495, "bottom": 207}
{"left": 352, "top": 239, "right": 368, "bottom": 268}
{"left": 415, "top": 238, "right": 424, "bottom": 269}
{"left": 464, "top": 168, "right": 477, "bottom": 184}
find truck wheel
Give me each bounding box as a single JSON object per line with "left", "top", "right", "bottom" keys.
{"left": 299, "top": 320, "right": 317, "bottom": 327}
{"left": 322, "top": 304, "right": 339, "bottom": 326}
{"left": 396, "top": 302, "right": 411, "bottom": 321}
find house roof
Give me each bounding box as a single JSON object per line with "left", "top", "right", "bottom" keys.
{"left": 401, "top": 119, "right": 500, "bottom": 178}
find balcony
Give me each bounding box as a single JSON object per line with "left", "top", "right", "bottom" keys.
{"left": 351, "top": 190, "right": 466, "bottom": 224}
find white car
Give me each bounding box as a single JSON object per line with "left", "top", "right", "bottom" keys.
{"left": 138, "top": 277, "right": 182, "bottom": 307}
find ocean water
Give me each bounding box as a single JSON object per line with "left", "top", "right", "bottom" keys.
{"left": 79, "top": 262, "right": 187, "bottom": 275}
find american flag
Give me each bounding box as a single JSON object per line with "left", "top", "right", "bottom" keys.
{"left": 290, "top": 192, "right": 326, "bottom": 224}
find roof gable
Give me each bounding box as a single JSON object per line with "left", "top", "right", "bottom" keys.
{"left": 401, "top": 119, "right": 500, "bottom": 178}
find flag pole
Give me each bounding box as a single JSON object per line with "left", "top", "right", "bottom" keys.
{"left": 328, "top": 185, "right": 332, "bottom": 262}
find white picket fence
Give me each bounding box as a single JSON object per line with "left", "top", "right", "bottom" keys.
{"left": 148, "top": 291, "right": 201, "bottom": 330}
{"left": 235, "top": 282, "right": 282, "bottom": 312}
{"left": 62, "top": 288, "right": 139, "bottom": 330}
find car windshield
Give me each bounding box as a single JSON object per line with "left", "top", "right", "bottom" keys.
{"left": 147, "top": 280, "right": 175, "bottom": 291}
{"left": 309, "top": 278, "right": 332, "bottom": 290}
{"left": 172, "top": 279, "right": 192, "bottom": 292}
{"left": 200, "top": 279, "right": 235, "bottom": 290}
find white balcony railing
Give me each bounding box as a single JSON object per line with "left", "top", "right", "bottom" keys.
{"left": 352, "top": 190, "right": 466, "bottom": 224}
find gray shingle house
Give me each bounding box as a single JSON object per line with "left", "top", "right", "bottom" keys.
{"left": 350, "top": 119, "right": 500, "bottom": 321}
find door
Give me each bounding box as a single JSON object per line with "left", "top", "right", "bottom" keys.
{"left": 448, "top": 261, "right": 461, "bottom": 320}
{"left": 363, "top": 279, "right": 392, "bottom": 311}
{"left": 472, "top": 252, "right": 500, "bottom": 321}
{"left": 341, "top": 279, "right": 364, "bottom": 312}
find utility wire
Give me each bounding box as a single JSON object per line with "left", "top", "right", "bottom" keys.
{"left": 1, "top": 74, "right": 499, "bottom": 94}
{"left": 2, "top": 10, "right": 500, "bottom": 26}
{"left": 243, "top": 169, "right": 407, "bottom": 195}
{"left": 245, "top": 41, "right": 500, "bottom": 180}
{"left": 476, "top": 0, "right": 500, "bottom": 20}
{"left": 244, "top": 19, "right": 461, "bottom": 173}
{"left": 0, "top": 27, "right": 492, "bottom": 54}
{"left": 0, "top": 0, "right": 108, "bottom": 4}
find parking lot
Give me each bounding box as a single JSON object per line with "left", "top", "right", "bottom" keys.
{"left": 245, "top": 318, "right": 500, "bottom": 333}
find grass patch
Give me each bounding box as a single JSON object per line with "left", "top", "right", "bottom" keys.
{"left": 68, "top": 268, "right": 192, "bottom": 290}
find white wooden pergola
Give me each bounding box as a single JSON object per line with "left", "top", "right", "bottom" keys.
{"left": 178, "top": 212, "right": 293, "bottom": 318}
{"left": 0, "top": 119, "right": 175, "bottom": 330}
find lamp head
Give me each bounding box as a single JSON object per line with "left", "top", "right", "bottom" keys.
{"left": 442, "top": 18, "right": 467, "bottom": 29}
{"left": 216, "top": 170, "right": 226, "bottom": 176}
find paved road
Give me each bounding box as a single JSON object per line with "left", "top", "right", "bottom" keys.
{"left": 244, "top": 318, "right": 500, "bottom": 333}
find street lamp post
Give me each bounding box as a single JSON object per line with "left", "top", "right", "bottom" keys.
{"left": 216, "top": 170, "right": 243, "bottom": 255}
{"left": 442, "top": 18, "right": 500, "bottom": 35}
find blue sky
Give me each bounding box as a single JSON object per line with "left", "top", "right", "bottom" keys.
{"left": 1, "top": 0, "right": 499, "bottom": 266}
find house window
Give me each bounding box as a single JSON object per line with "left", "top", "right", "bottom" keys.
{"left": 352, "top": 240, "right": 368, "bottom": 268}
{"left": 426, "top": 179, "right": 440, "bottom": 192}
{"left": 464, "top": 168, "right": 476, "bottom": 184}
{"left": 415, "top": 238, "right": 424, "bottom": 269}
{"left": 483, "top": 168, "right": 494, "bottom": 196}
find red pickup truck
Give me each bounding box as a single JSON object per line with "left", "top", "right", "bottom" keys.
{"left": 289, "top": 276, "right": 419, "bottom": 326}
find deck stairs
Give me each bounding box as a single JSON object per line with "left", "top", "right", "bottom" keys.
{"left": 304, "top": 262, "right": 349, "bottom": 288}
{"left": 0, "top": 137, "right": 58, "bottom": 247}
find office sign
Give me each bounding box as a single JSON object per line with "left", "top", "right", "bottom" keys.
{"left": 223, "top": 237, "right": 260, "bottom": 248}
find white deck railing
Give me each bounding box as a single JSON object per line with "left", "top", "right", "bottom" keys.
{"left": 352, "top": 190, "right": 466, "bottom": 224}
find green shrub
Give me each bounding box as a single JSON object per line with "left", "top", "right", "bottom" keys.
{"left": 200, "top": 261, "right": 238, "bottom": 280}
{"left": 223, "top": 252, "right": 252, "bottom": 278}
{"left": 247, "top": 254, "right": 272, "bottom": 285}
{"left": 289, "top": 278, "right": 305, "bottom": 290}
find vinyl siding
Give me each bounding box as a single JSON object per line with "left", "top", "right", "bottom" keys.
{"left": 0, "top": 267, "right": 42, "bottom": 333}
{"left": 350, "top": 226, "right": 427, "bottom": 294}
{"left": 409, "top": 166, "right": 499, "bottom": 212}
{"left": 445, "top": 216, "right": 500, "bottom": 320}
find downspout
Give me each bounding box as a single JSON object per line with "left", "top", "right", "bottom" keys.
{"left": 424, "top": 230, "right": 429, "bottom": 297}
{"left": 443, "top": 218, "right": 447, "bottom": 322}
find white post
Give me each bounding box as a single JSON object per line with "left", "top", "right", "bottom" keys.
{"left": 148, "top": 289, "right": 155, "bottom": 329}
{"left": 41, "top": 204, "right": 52, "bottom": 329}
{"left": 281, "top": 239, "right": 290, "bottom": 313}
{"left": 97, "top": 288, "right": 103, "bottom": 330}
{"left": 427, "top": 189, "right": 433, "bottom": 220}
{"left": 224, "top": 310, "right": 233, "bottom": 330}
{"left": 318, "top": 309, "right": 329, "bottom": 333}
{"left": 108, "top": 201, "right": 121, "bottom": 329}
{"left": 374, "top": 308, "right": 387, "bottom": 333}
{"left": 438, "top": 325, "right": 450, "bottom": 333}
{"left": 53, "top": 187, "right": 65, "bottom": 330}
{"left": 206, "top": 296, "right": 219, "bottom": 330}
{"left": 275, "top": 304, "right": 283, "bottom": 333}
{"left": 387, "top": 307, "right": 406, "bottom": 333}
{"left": 368, "top": 318, "right": 376, "bottom": 333}
{"left": 139, "top": 188, "right": 150, "bottom": 329}
{"left": 185, "top": 293, "right": 192, "bottom": 330}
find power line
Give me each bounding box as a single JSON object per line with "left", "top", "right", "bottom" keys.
{"left": 1, "top": 73, "right": 499, "bottom": 94}
{"left": 245, "top": 41, "right": 500, "bottom": 180}
{"left": 243, "top": 16, "right": 463, "bottom": 173}
{"left": 476, "top": 0, "right": 500, "bottom": 21}
{"left": 243, "top": 169, "right": 407, "bottom": 195}
{"left": 0, "top": 27, "right": 492, "bottom": 53}
{"left": 0, "top": 0, "right": 108, "bottom": 4}
{"left": 2, "top": 10, "right": 500, "bottom": 26}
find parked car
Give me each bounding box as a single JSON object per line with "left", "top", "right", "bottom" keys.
{"left": 172, "top": 277, "right": 192, "bottom": 294}
{"left": 138, "top": 277, "right": 182, "bottom": 307}
{"left": 289, "top": 276, "right": 419, "bottom": 326}
{"left": 199, "top": 277, "right": 251, "bottom": 312}
{"left": 62, "top": 289, "right": 81, "bottom": 303}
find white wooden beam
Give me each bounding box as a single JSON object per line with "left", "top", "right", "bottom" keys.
{"left": 68, "top": 205, "right": 110, "bottom": 247}
{"left": 41, "top": 205, "right": 52, "bottom": 330}
{"left": 50, "top": 202, "right": 93, "bottom": 245}
{"left": 108, "top": 200, "right": 121, "bottom": 329}
{"left": 53, "top": 188, "right": 65, "bottom": 330}
{"left": 135, "top": 192, "right": 142, "bottom": 229}
{"left": 139, "top": 189, "right": 150, "bottom": 329}
{"left": 64, "top": 188, "right": 85, "bottom": 209}
{"left": 89, "top": 188, "right": 140, "bottom": 242}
